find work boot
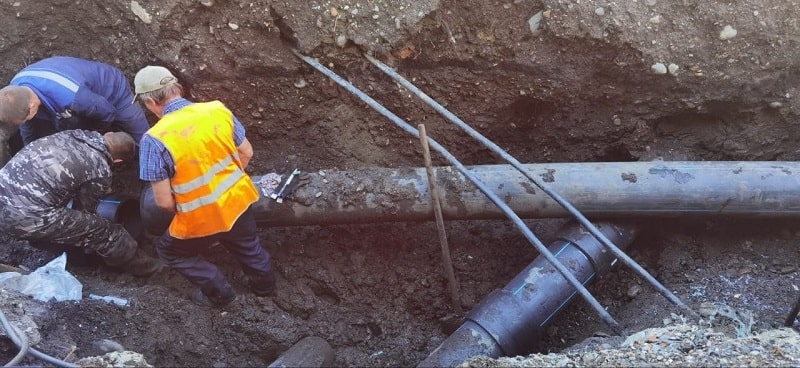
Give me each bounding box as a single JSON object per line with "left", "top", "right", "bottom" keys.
{"left": 118, "top": 249, "right": 164, "bottom": 277}
{"left": 249, "top": 273, "right": 276, "bottom": 296}
{"left": 191, "top": 288, "right": 235, "bottom": 308}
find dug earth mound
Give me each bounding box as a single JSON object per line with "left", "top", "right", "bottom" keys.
{"left": 1, "top": 0, "right": 800, "bottom": 366}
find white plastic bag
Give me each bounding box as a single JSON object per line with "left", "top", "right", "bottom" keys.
{"left": 0, "top": 253, "right": 82, "bottom": 302}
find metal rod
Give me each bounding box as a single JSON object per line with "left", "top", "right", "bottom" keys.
{"left": 292, "top": 49, "right": 622, "bottom": 333}
{"left": 784, "top": 286, "right": 800, "bottom": 327}
{"left": 419, "top": 124, "right": 463, "bottom": 315}
{"left": 364, "top": 53, "right": 695, "bottom": 317}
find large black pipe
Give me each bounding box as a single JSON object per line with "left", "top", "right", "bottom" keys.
{"left": 418, "top": 221, "right": 638, "bottom": 367}
{"left": 139, "top": 161, "right": 800, "bottom": 232}
{"left": 96, "top": 193, "right": 146, "bottom": 242}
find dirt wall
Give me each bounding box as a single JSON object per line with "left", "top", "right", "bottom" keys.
{"left": 1, "top": 0, "right": 800, "bottom": 366}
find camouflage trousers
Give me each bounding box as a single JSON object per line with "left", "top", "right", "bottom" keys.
{"left": 0, "top": 204, "right": 137, "bottom": 265}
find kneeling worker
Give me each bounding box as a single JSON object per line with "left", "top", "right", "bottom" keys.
{"left": 0, "top": 129, "right": 162, "bottom": 276}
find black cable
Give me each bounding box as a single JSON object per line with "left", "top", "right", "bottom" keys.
{"left": 0, "top": 307, "right": 79, "bottom": 368}
{"left": 0, "top": 307, "right": 29, "bottom": 367}
{"left": 27, "top": 346, "right": 80, "bottom": 368}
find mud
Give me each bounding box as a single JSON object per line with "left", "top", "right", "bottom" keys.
{"left": 1, "top": 0, "right": 800, "bottom": 366}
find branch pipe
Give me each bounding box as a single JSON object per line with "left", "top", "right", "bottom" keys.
{"left": 418, "top": 221, "right": 639, "bottom": 367}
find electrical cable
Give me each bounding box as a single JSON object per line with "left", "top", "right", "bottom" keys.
{"left": 0, "top": 307, "right": 28, "bottom": 367}
{"left": 0, "top": 307, "right": 79, "bottom": 368}
{"left": 363, "top": 52, "right": 696, "bottom": 317}
{"left": 293, "top": 49, "right": 623, "bottom": 334}
{"left": 26, "top": 346, "right": 80, "bottom": 368}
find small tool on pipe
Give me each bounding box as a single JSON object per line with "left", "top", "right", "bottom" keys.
{"left": 271, "top": 169, "right": 301, "bottom": 203}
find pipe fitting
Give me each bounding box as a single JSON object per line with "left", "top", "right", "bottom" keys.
{"left": 97, "top": 193, "right": 146, "bottom": 243}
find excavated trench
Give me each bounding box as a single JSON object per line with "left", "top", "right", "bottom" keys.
{"left": 139, "top": 50, "right": 800, "bottom": 363}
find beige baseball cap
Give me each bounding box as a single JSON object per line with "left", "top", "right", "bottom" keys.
{"left": 134, "top": 65, "right": 177, "bottom": 94}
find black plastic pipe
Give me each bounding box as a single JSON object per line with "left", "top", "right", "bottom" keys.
{"left": 96, "top": 193, "right": 146, "bottom": 243}
{"left": 68, "top": 193, "right": 144, "bottom": 241}
{"left": 418, "top": 221, "right": 638, "bottom": 367}
{"left": 140, "top": 161, "right": 800, "bottom": 232}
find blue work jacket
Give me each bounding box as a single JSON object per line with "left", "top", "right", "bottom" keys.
{"left": 10, "top": 56, "right": 148, "bottom": 145}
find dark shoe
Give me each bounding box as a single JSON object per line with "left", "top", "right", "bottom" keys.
{"left": 249, "top": 274, "right": 276, "bottom": 296}
{"left": 191, "top": 288, "right": 235, "bottom": 308}
{"left": 119, "top": 250, "right": 164, "bottom": 277}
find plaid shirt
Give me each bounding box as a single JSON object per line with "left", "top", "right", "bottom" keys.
{"left": 138, "top": 97, "right": 246, "bottom": 182}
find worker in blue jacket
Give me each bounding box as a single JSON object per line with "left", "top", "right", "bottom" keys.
{"left": 0, "top": 56, "right": 150, "bottom": 165}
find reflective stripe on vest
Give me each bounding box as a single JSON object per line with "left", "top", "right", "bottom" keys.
{"left": 174, "top": 164, "right": 244, "bottom": 212}
{"left": 12, "top": 70, "right": 80, "bottom": 92}
{"left": 147, "top": 101, "right": 258, "bottom": 239}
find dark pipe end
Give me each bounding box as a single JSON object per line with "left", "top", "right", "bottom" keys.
{"left": 139, "top": 185, "right": 174, "bottom": 236}
{"left": 96, "top": 193, "right": 146, "bottom": 243}
{"left": 417, "top": 321, "right": 503, "bottom": 367}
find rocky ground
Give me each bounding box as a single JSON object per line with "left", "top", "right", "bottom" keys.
{"left": 1, "top": 0, "right": 800, "bottom": 366}
{"left": 466, "top": 323, "right": 800, "bottom": 367}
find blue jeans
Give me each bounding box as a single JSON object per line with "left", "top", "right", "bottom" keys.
{"left": 155, "top": 206, "right": 273, "bottom": 300}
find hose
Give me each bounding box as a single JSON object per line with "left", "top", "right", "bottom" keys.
{"left": 0, "top": 307, "right": 28, "bottom": 367}
{"left": 0, "top": 307, "right": 79, "bottom": 368}
{"left": 363, "top": 53, "right": 695, "bottom": 317}
{"left": 27, "top": 346, "right": 80, "bottom": 368}
{"left": 293, "top": 49, "right": 622, "bottom": 333}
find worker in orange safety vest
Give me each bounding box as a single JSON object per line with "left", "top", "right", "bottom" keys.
{"left": 134, "top": 65, "right": 276, "bottom": 307}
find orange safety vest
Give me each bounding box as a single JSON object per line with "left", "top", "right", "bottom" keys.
{"left": 147, "top": 101, "right": 259, "bottom": 239}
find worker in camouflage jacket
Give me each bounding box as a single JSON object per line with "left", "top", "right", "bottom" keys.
{"left": 0, "top": 129, "right": 161, "bottom": 276}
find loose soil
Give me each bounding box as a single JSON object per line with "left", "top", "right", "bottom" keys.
{"left": 1, "top": 0, "right": 800, "bottom": 366}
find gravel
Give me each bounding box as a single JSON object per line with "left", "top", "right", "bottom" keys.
{"left": 462, "top": 320, "right": 800, "bottom": 367}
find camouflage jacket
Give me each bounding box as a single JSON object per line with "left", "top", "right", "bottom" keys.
{"left": 0, "top": 129, "right": 112, "bottom": 213}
